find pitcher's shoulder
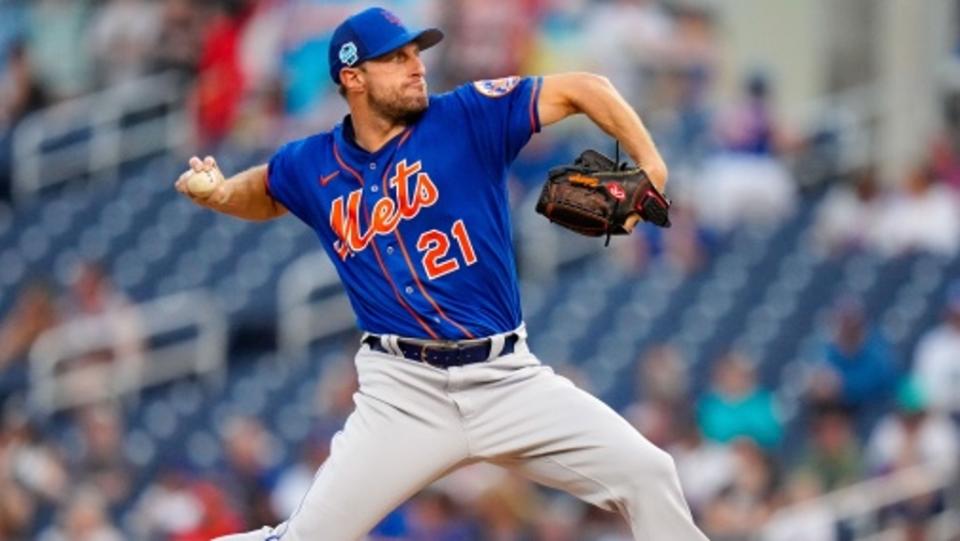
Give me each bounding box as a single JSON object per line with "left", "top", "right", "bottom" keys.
{"left": 276, "top": 130, "right": 335, "bottom": 158}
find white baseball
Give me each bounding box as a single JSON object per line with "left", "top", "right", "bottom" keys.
{"left": 187, "top": 169, "right": 220, "bottom": 198}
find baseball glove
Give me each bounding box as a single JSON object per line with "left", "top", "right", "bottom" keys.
{"left": 535, "top": 149, "right": 671, "bottom": 243}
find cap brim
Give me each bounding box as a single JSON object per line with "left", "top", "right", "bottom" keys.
{"left": 412, "top": 28, "right": 444, "bottom": 51}
{"left": 367, "top": 28, "right": 444, "bottom": 61}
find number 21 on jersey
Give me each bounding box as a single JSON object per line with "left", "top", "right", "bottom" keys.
{"left": 416, "top": 219, "right": 477, "bottom": 280}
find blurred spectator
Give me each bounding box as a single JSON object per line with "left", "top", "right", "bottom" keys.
{"left": 1, "top": 411, "right": 68, "bottom": 507}
{"left": 865, "top": 379, "right": 959, "bottom": 539}
{"left": 665, "top": 4, "right": 718, "bottom": 78}
{"left": 473, "top": 475, "right": 542, "bottom": 541}
{"left": 171, "top": 480, "right": 245, "bottom": 541}
{"left": 912, "top": 282, "right": 960, "bottom": 415}
{"left": 220, "top": 415, "right": 279, "bottom": 530}
{"left": 660, "top": 203, "right": 712, "bottom": 274}
{"left": 0, "top": 40, "right": 49, "bottom": 201}
{"left": 0, "top": 281, "right": 58, "bottom": 400}
{"left": 532, "top": 496, "right": 582, "bottom": 541}
{"left": 812, "top": 168, "right": 885, "bottom": 255}
{"left": 438, "top": 0, "right": 540, "bottom": 86}
{"left": 645, "top": 4, "right": 717, "bottom": 160}
{"left": 701, "top": 440, "right": 777, "bottom": 540}
{"left": 793, "top": 407, "right": 863, "bottom": 491}
{"left": 615, "top": 203, "right": 712, "bottom": 276}
{"left": 37, "top": 486, "right": 123, "bottom": 541}
{"left": 150, "top": 0, "right": 208, "bottom": 78}
{"left": 580, "top": 0, "right": 674, "bottom": 106}
{"left": 313, "top": 354, "right": 359, "bottom": 423}
{"left": 808, "top": 297, "right": 898, "bottom": 417}
{"left": 695, "top": 72, "right": 797, "bottom": 233}
{"left": 668, "top": 415, "right": 736, "bottom": 516}
{"left": 264, "top": 0, "right": 341, "bottom": 119}
{"left": 928, "top": 89, "right": 960, "bottom": 192}
{"left": 522, "top": 0, "right": 590, "bottom": 83}
{"left": 65, "top": 261, "right": 138, "bottom": 331}
{"left": 134, "top": 466, "right": 207, "bottom": 540}
{"left": 270, "top": 432, "right": 329, "bottom": 520}
{"left": 761, "top": 471, "right": 835, "bottom": 541}
{"left": 866, "top": 378, "right": 959, "bottom": 476}
{"left": 193, "top": 1, "right": 257, "bottom": 147}
{"left": 88, "top": 0, "right": 162, "bottom": 87}
{"left": 236, "top": 0, "right": 285, "bottom": 96}
{"left": 870, "top": 163, "right": 960, "bottom": 256}
{"left": 0, "top": 39, "right": 49, "bottom": 126}
{"left": 57, "top": 262, "right": 145, "bottom": 405}
{"left": 0, "top": 1, "right": 27, "bottom": 60}
{"left": 25, "top": 0, "right": 93, "bottom": 99}
{"left": 404, "top": 488, "right": 477, "bottom": 541}
{"left": 698, "top": 352, "right": 783, "bottom": 449}
{"left": 71, "top": 405, "right": 131, "bottom": 507}
{"left": 717, "top": 72, "right": 784, "bottom": 156}
{"left": 0, "top": 475, "right": 33, "bottom": 539}
{"left": 624, "top": 344, "right": 689, "bottom": 447}
{"left": 231, "top": 0, "right": 290, "bottom": 149}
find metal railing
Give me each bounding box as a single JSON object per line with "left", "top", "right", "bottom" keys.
{"left": 28, "top": 290, "right": 227, "bottom": 414}
{"left": 760, "top": 463, "right": 960, "bottom": 540}
{"left": 277, "top": 251, "right": 356, "bottom": 357}
{"left": 12, "top": 70, "right": 188, "bottom": 202}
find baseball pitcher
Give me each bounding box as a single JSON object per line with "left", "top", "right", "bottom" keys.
{"left": 175, "top": 7, "right": 707, "bottom": 540}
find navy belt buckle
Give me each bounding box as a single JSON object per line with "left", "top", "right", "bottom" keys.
{"left": 365, "top": 333, "right": 515, "bottom": 368}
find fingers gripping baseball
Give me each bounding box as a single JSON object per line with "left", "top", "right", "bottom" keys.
{"left": 175, "top": 155, "right": 225, "bottom": 201}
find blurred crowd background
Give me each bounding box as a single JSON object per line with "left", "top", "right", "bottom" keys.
{"left": 1, "top": 0, "right": 960, "bottom": 540}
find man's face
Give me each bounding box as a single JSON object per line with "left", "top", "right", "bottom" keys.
{"left": 358, "top": 43, "right": 428, "bottom": 123}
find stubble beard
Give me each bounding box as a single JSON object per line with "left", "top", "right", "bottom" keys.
{"left": 367, "top": 83, "right": 428, "bottom": 125}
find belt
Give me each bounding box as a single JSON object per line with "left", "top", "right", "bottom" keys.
{"left": 362, "top": 333, "right": 519, "bottom": 368}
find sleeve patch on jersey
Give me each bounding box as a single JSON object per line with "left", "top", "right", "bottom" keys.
{"left": 473, "top": 76, "right": 521, "bottom": 98}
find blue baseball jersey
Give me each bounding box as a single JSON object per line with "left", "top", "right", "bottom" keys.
{"left": 267, "top": 76, "right": 543, "bottom": 339}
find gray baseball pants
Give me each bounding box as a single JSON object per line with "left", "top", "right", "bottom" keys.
{"left": 214, "top": 329, "right": 708, "bottom": 540}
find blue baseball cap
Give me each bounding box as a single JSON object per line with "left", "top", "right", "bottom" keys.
{"left": 329, "top": 7, "right": 444, "bottom": 85}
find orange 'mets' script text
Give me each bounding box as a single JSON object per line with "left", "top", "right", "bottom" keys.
{"left": 331, "top": 160, "right": 439, "bottom": 260}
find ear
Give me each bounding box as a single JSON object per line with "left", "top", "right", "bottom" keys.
{"left": 340, "top": 67, "right": 365, "bottom": 95}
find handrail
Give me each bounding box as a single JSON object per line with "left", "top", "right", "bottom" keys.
{"left": 28, "top": 290, "right": 227, "bottom": 414}
{"left": 760, "top": 462, "right": 959, "bottom": 540}
{"left": 12, "top": 70, "right": 188, "bottom": 202}
{"left": 277, "top": 251, "right": 356, "bottom": 357}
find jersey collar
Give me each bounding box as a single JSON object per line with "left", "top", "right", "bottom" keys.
{"left": 335, "top": 114, "right": 414, "bottom": 165}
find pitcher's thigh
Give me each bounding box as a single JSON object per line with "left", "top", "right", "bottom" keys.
{"left": 490, "top": 377, "right": 677, "bottom": 508}
{"left": 250, "top": 393, "right": 469, "bottom": 541}
{"left": 480, "top": 373, "right": 705, "bottom": 539}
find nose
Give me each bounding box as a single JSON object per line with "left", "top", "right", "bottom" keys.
{"left": 410, "top": 55, "right": 426, "bottom": 78}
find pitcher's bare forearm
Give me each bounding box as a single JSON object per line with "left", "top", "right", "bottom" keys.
{"left": 203, "top": 164, "right": 286, "bottom": 221}
{"left": 538, "top": 73, "right": 667, "bottom": 192}
{"left": 175, "top": 158, "right": 287, "bottom": 221}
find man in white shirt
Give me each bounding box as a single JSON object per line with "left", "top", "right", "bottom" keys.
{"left": 913, "top": 283, "right": 960, "bottom": 415}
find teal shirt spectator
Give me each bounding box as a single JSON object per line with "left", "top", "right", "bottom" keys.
{"left": 698, "top": 388, "right": 783, "bottom": 449}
